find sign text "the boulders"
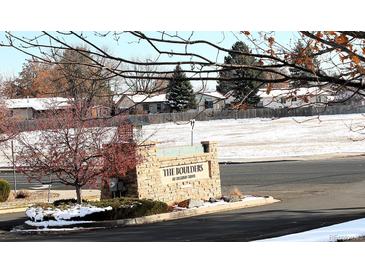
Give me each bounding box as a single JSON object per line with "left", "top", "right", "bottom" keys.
{"left": 161, "top": 162, "right": 209, "bottom": 183}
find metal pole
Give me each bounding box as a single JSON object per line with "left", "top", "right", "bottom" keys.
{"left": 190, "top": 119, "right": 195, "bottom": 146}
{"left": 48, "top": 174, "right": 52, "bottom": 203}
{"left": 11, "top": 140, "right": 17, "bottom": 193}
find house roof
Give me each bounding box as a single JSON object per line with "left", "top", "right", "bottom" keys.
{"left": 121, "top": 93, "right": 168, "bottom": 104}
{"left": 4, "top": 97, "right": 71, "bottom": 111}
{"left": 197, "top": 91, "right": 226, "bottom": 100}
{"left": 257, "top": 87, "right": 329, "bottom": 98}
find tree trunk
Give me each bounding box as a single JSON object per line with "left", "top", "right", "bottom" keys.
{"left": 75, "top": 185, "right": 82, "bottom": 204}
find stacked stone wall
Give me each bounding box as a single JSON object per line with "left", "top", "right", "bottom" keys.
{"left": 135, "top": 141, "right": 221, "bottom": 204}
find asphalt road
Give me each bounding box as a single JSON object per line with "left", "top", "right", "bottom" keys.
{"left": 2, "top": 156, "right": 365, "bottom": 241}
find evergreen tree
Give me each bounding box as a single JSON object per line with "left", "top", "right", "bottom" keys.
{"left": 217, "top": 41, "right": 262, "bottom": 106}
{"left": 166, "top": 65, "right": 196, "bottom": 112}
{"left": 289, "top": 41, "right": 320, "bottom": 88}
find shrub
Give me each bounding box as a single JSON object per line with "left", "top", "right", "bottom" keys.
{"left": 53, "top": 198, "right": 88, "bottom": 207}
{"left": 87, "top": 197, "right": 170, "bottom": 221}
{"left": 32, "top": 197, "right": 169, "bottom": 222}
{"left": 0, "top": 179, "right": 11, "bottom": 202}
{"left": 15, "top": 190, "right": 30, "bottom": 199}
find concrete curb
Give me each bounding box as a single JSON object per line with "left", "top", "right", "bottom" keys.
{"left": 95, "top": 196, "right": 280, "bottom": 228}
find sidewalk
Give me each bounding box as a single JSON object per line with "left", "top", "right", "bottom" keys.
{"left": 219, "top": 152, "right": 365, "bottom": 164}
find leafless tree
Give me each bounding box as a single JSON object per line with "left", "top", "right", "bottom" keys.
{"left": 1, "top": 103, "right": 138, "bottom": 203}
{"left": 1, "top": 31, "right": 364, "bottom": 108}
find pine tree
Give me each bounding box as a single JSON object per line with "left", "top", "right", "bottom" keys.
{"left": 166, "top": 65, "right": 196, "bottom": 112}
{"left": 289, "top": 41, "right": 320, "bottom": 88}
{"left": 217, "top": 41, "right": 262, "bottom": 106}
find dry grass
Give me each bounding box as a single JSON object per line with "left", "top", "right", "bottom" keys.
{"left": 229, "top": 187, "right": 243, "bottom": 198}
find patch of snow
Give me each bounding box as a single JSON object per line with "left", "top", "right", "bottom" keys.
{"left": 52, "top": 205, "right": 112, "bottom": 220}
{"left": 26, "top": 204, "right": 112, "bottom": 228}
{"left": 258, "top": 217, "right": 365, "bottom": 242}
{"left": 172, "top": 196, "right": 266, "bottom": 211}
{"left": 25, "top": 220, "right": 93, "bottom": 228}
{"left": 200, "top": 200, "right": 228, "bottom": 208}
{"left": 11, "top": 227, "right": 90, "bottom": 233}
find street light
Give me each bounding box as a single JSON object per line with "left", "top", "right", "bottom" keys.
{"left": 48, "top": 174, "right": 52, "bottom": 203}
{"left": 10, "top": 140, "right": 17, "bottom": 193}
{"left": 190, "top": 119, "right": 195, "bottom": 146}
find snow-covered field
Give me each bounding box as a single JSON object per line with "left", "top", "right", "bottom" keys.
{"left": 141, "top": 113, "right": 365, "bottom": 162}
{"left": 2, "top": 113, "right": 365, "bottom": 166}
{"left": 258, "top": 217, "right": 365, "bottom": 242}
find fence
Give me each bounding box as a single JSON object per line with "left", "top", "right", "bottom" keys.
{"left": 15, "top": 103, "right": 365, "bottom": 130}
{"left": 123, "top": 103, "right": 365, "bottom": 125}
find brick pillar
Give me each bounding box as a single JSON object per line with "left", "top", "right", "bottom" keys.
{"left": 135, "top": 142, "right": 161, "bottom": 200}
{"left": 201, "top": 141, "right": 222, "bottom": 198}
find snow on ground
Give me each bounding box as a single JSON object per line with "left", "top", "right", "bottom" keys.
{"left": 141, "top": 113, "right": 365, "bottom": 161}
{"left": 2, "top": 113, "right": 365, "bottom": 166}
{"left": 258, "top": 217, "right": 365, "bottom": 242}
{"left": 172, "top": 195, "right": 265, "bottom": 211}
{"left": 26, "top": 204, "right": 112, "bottom": 228}
{"left": 199, "top": 195, "right": 265, "bottom": 207}
{"left": 25, "top": 220, "right": 94, "bottom": 228}
{"left": 11, "top": 227, "right": 92, "bottom": 233}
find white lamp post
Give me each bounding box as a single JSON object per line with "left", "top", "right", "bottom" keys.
{"left": 190, "top": 119, "right": 195, "bottom": 146}
{"left": 11, "top": 140, "right": 17, "bottom": 193}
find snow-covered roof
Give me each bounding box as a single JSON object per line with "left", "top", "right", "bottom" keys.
{"left": 4, "top": 97, "right": 71, "bottom": 111}
{"left": 257, "top": 87, "right": 329, "bottom": 98}
{"left": 123, "top": 93, "right": 168, "bottom": 103}
{"left": 197, "top": 91, "right": 226, "bottom": 99}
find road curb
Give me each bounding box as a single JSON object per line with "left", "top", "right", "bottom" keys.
{"left": 91, "top": 196, "right": 280, "bottom": 228}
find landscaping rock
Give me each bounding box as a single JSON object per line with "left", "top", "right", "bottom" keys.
{"left": 177, "top": 199, "right": 190, "bottom": 208}
{"left": 222, "top": 196, "right": 230, "bottom": 202}
{"left": 177, "top": 199, "right": 205, "bottom": 208}
{"left": 229, "top": 196, "right": 241, "bottom": 203}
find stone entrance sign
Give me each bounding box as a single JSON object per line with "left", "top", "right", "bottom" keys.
{"left": 160, "top": 162, "right": 210, "bottom": 184}
{"left": 105, "top": 141, "right": 222, "bottom": 205}
{"left": 134, "top": 141, "right": 221, "bottom": 204}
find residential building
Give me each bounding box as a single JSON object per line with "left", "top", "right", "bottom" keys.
{"left": 115, "top": 93, "right": 171, "bottom": 114}
{"left": 4, "top": 97, "right": 71, "bottom": 120}
{"left": 195, "top": 91, "right": 226, "bottom": 111}
{"left": 90, "top": 105, "right": 112, "bottom": 118}
{"left": 257, "top": 87, "right": 329, "bottom": 109}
